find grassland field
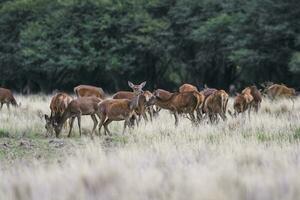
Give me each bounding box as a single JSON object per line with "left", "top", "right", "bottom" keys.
{"left": 0, "top": 94, "right": 300, "bottom": 200}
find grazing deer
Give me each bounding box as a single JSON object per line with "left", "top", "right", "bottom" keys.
{"left": 74, "top": 85, "right": 105, "bottom": 99}
{"left": 265, "top": 84, "right": 296, "bottom": 100}
{"left": 242, "top": 86, "right": 262, "bottom": 112}
{"left": 232, "top": 89, "right": 254, "bottom": 118}
{"left": 0, "top": 87, "right": 18, "bottom": 110}
{"left": 179, "top": 84, "right": 198, "bottom": 92}
{"left": 203, "top": 90, "right": 228, "bottom": 123}
{"left": 148, "top": 91, "right": 200, "bottom": 126}
{"left": 112, "top": 81, "right": 148, "bottom": 123}
{"left": 44, "top": 92, "right": 73, "bottom": 136}
{"left": 53, "top": 97, "right": 102, "bottom": 138}
{"left": 98, "top": 81, "right": 146, "bottom": 135}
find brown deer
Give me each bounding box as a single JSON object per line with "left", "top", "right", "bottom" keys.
{"left": 74, "top": 85, "right": 105, "bottom": 99}
{"left": 203, "top": 90, "right": 228, "bottom": 123}
{"left": 112, "top": 81, "right": 148, "bottom": 123}
{"left": 147, "top": 91, "right": 200, "bottom": 126}
{"left": 149, "top": 89, "right": 173, "bottom": 116}
{"left": 44, "top": 92, "right": 73, "bottom": 135}
{"left": 179, "top": 84, "right": 198, "bottom": 92}
{"left": 242, "top": 86, "right": 262, "bottom": 112}
{"left": 53, "top": 97, "right": 102, "bottom": 138}
{"left": 98, "top": 81, "right": 146, "bottom": 135}
{"left": 0, "top": 87, "right": 18, "bottom": 110}
{"left": 232, "top": 89, "right": 254, "bottom": 118}
{"left": 265, "top": 84, "right": 296, "bottom": 100}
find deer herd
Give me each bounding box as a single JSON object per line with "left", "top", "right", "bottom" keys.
{"left": 0, "top": 82, "right": 297, "bottom": 138}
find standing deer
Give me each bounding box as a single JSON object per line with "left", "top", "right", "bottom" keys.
{"left": 147, "top": 90, "right": 200, "bottom": 126}
{"left": 44, "top": 92, "right": 72, "bottom": 136}
{"left": 0, "top": 87, "right": 18, "bottom": 110}
{"left": 179, "top": 84, "right": 198, "bottom": 92}
{"left": 242, "top": 86, "right": 262, "bottom": 112}
{"left": 265, "top": 84, "right": 296, "bottom": 100}
{"left": 203, "top": 90, "right": 229, "bottom": 123}
{"left": 74, "top": 85, "right": 105, "bottom": 99}
{"left": 53, "top": 97, "right": 102, "bottom": 138}
{"left": 98, "top": 81, "right": 146, "bottom": 135}
{"left": 112, "top": 81, "right": 148, "bottom": 124}
{"left": 232, "top": 89, "right": 254, "bottom": 119}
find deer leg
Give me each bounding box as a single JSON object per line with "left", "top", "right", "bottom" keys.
{"left": 98, "top": 115, "right": 106, "bottom": 136}
{"left": 6, "top": 103, "right": 10, "bottom": 110}
{"left": 91, "top": 114, "right": 98, "bottom": 137}
{"left": 77, "top": 115, "right": 82, "bottom": 137}
{"left": 122, "top": 119, "right": 128, "bottom": 135}
{"left": 0, "top": 102, "right": 3, "bottom": 110}
{"left": 174, "top": 112, "right": 179, "bottom": 126}
{"left": 67, "top": 117, "right": 75, "bottom": 137}
{"left": 103, "top": 118, "right": 113, "bottom": 136}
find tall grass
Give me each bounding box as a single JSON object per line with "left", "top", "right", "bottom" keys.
{"left": 0, "top": 95, "right": 300, "bottom": 200}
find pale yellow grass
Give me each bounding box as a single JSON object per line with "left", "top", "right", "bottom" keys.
{"left": 0, "top": 95, "right": 300, "bottom": 200}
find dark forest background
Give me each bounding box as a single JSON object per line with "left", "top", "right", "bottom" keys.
{"left": 0, "top": 0, "right": 300, "bottom": 93}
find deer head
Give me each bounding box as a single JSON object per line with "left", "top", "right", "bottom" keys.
{"left": 128, "top": 81, "right": 146, "bottom": 95}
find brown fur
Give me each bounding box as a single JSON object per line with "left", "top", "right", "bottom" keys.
{"left": 203, "top": 90, "right": 228, "bottom": 123}
{"left": 265, "top": 84, "right": 296, "bottom": 99}
{"left": 98, "top": 94, "right": 141, "bottom": 135}
{"left": 201, "top": 88, "right": 218, "bottom": 98}
{"left": 149, "top": 91, "right": 199, "bottom": 125}
{"left": 179, "top": 84, "right": 198, "bottom": 92}
{"left": 232, "top": 88, "right": 254, "bottom": 118}
{"left": 0, "top": 87, "right": 18, "bottom": 109}
{"left": 74, "top": 85, "right": 105, "bottom": 99}
{"left": 53, "top": 97, "right": 102, "bottom": 138}
{"left": 242, "top": 86, "right": 262, "bottom": 112}
{"left": 45, "top": 93, "right": 73, "bottom": 135}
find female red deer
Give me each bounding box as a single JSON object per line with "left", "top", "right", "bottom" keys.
{"left": 74, "top": 85, "right": 105, "bottom": 99}
{"left": 233, "top": 89, "right": 254, "bottom": 118}
{"left": 0, "top": 87, "right": 18, "bottom": 110}
{"left": 147, "top": 91, "right": 200, "bottom": 126}
{"left": 265, "top": 84, "right": 296, "bottom": 100}
{"left": 203, "top": 90, "right": 228, "bottom": 123}
{"left": 112, "top": 81, "right": 148, "bottom": 123}
{"left": 53, "top": 97, "right": 102, "bottom": 138}
{"left": 179, "top": 84, "right": 198, "bottom": 92}
{"left": 98, "top": 82, "right": 146, "bottom": 135}
{"left": 44, "top": 92, "right": 72, "bottom": 136}
{"left": 242, "top": 86, "right": 262, "bottom": 112}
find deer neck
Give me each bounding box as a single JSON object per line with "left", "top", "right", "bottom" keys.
{"left": 130, "top": 94, "right": 140, "bottom": 110}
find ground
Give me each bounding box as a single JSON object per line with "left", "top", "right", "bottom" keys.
{"left": 0, "top": 95, "right": 300, "bottom": 200}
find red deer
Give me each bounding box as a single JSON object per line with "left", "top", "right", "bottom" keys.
{"left": 112, "top": 81, "right": 148, "bottom": 123}
{"left": 233, "top": 89, "right": 254, "bottom": 118}
{"left": 265, "top": 84, "right": 296, "bottom": 100}
{"left": 148, "top": 91, "right": 200, "bottom": 126}
{"left": 179, "top": 84, "right": 198, "bottom": 92}
{"left": 203, "top": 90, "right": 229, "bottom": 123}
{"left": 0, "top": 87, "right": 18, "bottom": 110}
{"left": 53, "top": 97, "right": 102, "bottom": 138}
{"left": 44, "top": 93, "right": 73, "bottom": 135}
{"left": 98, "top": 82, "right": 146, "bottom": 135}
{"left": 242, "top": 86, "right": 262, "bottom": 112}
{"left": 74, "top": 85, "right": 105, "bottom": 99}
{"left": 150, "top": 89, "right": 173, "bottom": 116}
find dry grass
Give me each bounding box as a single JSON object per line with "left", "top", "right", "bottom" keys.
{"left": 0, "top": 95, "right": 300, "bottom": 200}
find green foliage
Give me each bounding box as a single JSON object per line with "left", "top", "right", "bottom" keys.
{"left": 0, "top": 0, "right": 299, "bottom": 92}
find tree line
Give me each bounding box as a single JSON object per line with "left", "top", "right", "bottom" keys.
{"left": 0, "top": 0, "right": 299, "bottom": 93}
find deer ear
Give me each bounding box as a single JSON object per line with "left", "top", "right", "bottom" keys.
{"left": 140, "top": 81, "right": 146, "bottom": 88}
{"left": 128, "top": 81, "right": 134, "bottom": 88}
